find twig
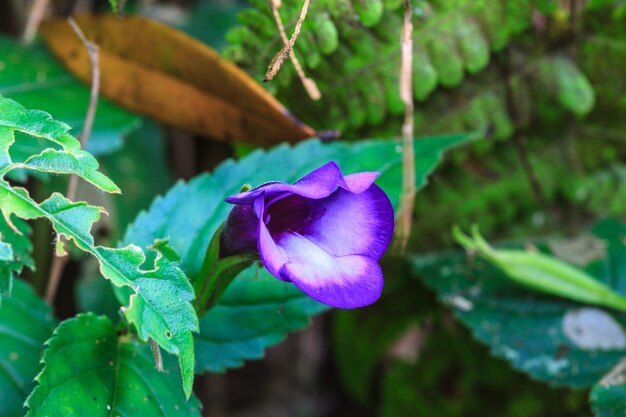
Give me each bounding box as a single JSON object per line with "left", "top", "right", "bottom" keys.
{"left": 149, "top": 338, "right": 164, "bottom": 372}
{"left": 393, "top": 0, "right": 415, "bottom": 253}
{"left": 45, "top": 17, "right": 100, "bottom": 304}
{"left": 266, "top": 0, "right": 320, "bottom": 100}
{"left": 22, "top": 0, "right": 50, "bottom": 44}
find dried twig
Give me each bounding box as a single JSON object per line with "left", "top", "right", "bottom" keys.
{"left": 22, "top": 0, "right": 50, "bottom": 44}
{"left": 393, "top": 0, "right": 415, "bottom": 253}
{"left": 45, "top": 17, "right": 100, "bottom": 304}
{"left": 266, "top": 0, "right": 320, "bottom": 100}
{"left": 149, "top": 338, "right": 164, "bottom": 372}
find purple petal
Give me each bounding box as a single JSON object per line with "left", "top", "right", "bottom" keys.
{"left": 343, "top": 172, "right": 380, "bottom": 193}
{"left": 276, "top": 232, "right": 383, "bottom": 308}
{"left": 299, "top": 184, "right": 394, "bottom": 259}
{"left": 254, "top": 197, "right": 290, "bottom": 281}
{"left": 225, "top": 162, "right": 380, "bottom": 204}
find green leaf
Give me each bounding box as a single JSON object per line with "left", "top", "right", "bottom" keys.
{"left": 0, "top": 95, "right": 198, "bottom": 397}
{"left": 591, "top": 370, "right": 626, "bottom": 417}
{"left": 541, "top": 57, "right": 596, "bottom": 116}
{"left": 0, "top": 279, "right": 56, "bottom": 417}
{"left": 411, "top": 219, "right": 626, "bottom": 388}
{"left": 123, "top": 133, "right": 478, "bottom": 373}
{"left": 0, "top": 36, "right": 140, "bottom": 156}
{"left": 25, "top": 313, "right": 202, "bottom": 417}
{"left": 0, "top": 215, "right": 33, "bottom": 302}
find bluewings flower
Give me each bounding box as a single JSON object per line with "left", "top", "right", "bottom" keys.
{"left": 221, "top": 161, "right": 394, "bottom": 309}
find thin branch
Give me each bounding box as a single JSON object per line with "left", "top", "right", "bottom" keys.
{"left": 68, "top": 17, "right": 100, "bottom": 147}
{"left": 46, "top": 17, "right": 101, "bottom": 304}
{"left": 266, "top": 0, "right": 320, "bottom": 100}
{"left": 393, "top": 0, "right": 415, "bottom": 253}
{"left": 22, "top": 0, "right": 49, "bottom": 44}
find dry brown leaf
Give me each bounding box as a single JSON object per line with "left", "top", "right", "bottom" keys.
{"left": 40, "top": 14, "right": 316, "bottom": 145}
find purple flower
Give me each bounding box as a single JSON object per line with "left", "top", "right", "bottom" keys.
{"left": 221, "top": 161, "right": 394, "bottom": 309}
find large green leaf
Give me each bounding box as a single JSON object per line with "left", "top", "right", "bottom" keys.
{"left": 0, "top": 36, "right": 140, "bottom": 156}
{"left": 410, "top": 220, "right": 626, "bottom": 388}
{"left": 25, "top": 313, "right": 202, "bottom": 416}
{"left": 0, "top": 96, "right": 198, "bottom": 397}
{"left": 123, "top": 133, "right": 478, "bottom": 372}
{"left": 0, "top": 279, "right": 56, "bottom": 417}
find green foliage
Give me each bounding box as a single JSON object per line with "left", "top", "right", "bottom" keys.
{"left": 75, "top": 120, "right": 172, "bottom": 320}
{"left": 452, "top": 225, "right": 626, "bottom": 311}
{"left": 0, "top": 96, "right": 197, "bottom": 398}
{"left": 590, "top": 375, "right": 626, "bottom": 417}
{"left": 411, "top": 220, "right": 626, "bottom": 388}
{"left": 0, "top": 36, "right": 140, "bottom": 158}
{"left": 0, "top": 215, "right": 33, "bottom": 302}
{"left": 332, "top": 261, "right": 431, "bottom": 403}
{"left": 0, "top": 279, "right": 56, "bottom": 417}
{"left": 379, "top": 319, "right": 589, "bottom": 417}
{"left": 123, "top": 133, "right": 477, "bottom": 373}
{"left": 224, "top": 0, "right": 538, "bottom": 132}
{"left": 25, "top": 313, "right": 202, "bottom": 417}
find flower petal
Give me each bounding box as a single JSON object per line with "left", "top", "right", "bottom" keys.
{"left": 225, "top": 162, "right": 380, "bottom": 204}
{"left": 276, "top": 232, "right": 383, "bottom": 308}
{"left": 300, "top": 184, "right": 394, "bottom": 259}
{"left": 254, "top": 197, "right": 290, "bottom": 281}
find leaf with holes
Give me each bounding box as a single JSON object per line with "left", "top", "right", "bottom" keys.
{"left": 25, "top": 313, "right": 202, "bottom": 417}
{"left": 0, "top": 279, "right": 56, "bottom": 417}
{"left": 0, "top": 96, "right": 198, "bottom": 397}
{"left": 123, "top": 133, "right": 478, "bottom": 372}
{"left": 410, "top": 219, "right": 626, "bottom": 388}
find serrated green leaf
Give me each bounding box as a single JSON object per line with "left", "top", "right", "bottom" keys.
{"left": 0, "top": 96, "right": 197, "bottom": 397}
{"left": 0, "top": 279, "right": 56, "bottom": 417}
{"left": 25, "top": 313, "right": 201, "bottom": 417}
{"left": 411, "top": 219, "right": 626, "bottom": 388}
{"left": 0, "top": 215, "right": 33, "bottom": 302}
{"left": 123, "top": 133, "right": 478, "bottom": 373}
{"left": 0, "top": 36, "right": 140, "bottom": 156}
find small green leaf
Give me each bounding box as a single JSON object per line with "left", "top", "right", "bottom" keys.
{"left": 0, "top": 279, "right": 56, "bottom": 417}
{"left": 455, "top": 19, "right": 490, "bottom": 74}
{"left": 428, "top": 35, "right": 464, "bottom": 88}
{"left": 353, "top": 0, "right": 384, "bottom": 27}
{"left": 542, "top": 57, "right": 596, "bottom": 116}
{"left": 25, "top": 313, "right": 202, "bottom": 417}
{"left": 124, "top": 133, "right": 479, "bottom": 373}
